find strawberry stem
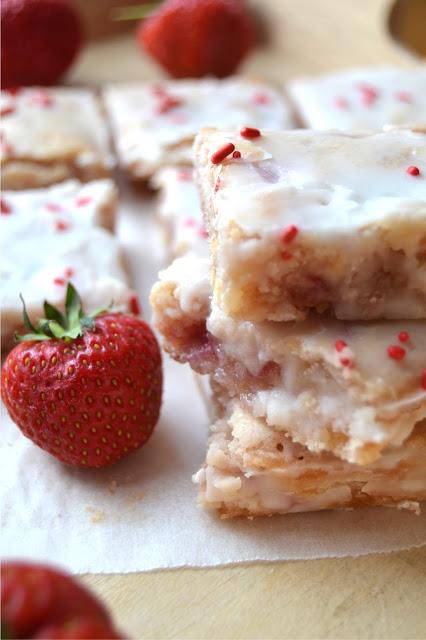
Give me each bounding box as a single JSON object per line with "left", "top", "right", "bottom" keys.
{"left": 111, "top": 2, "right": 160, "bottom": 21}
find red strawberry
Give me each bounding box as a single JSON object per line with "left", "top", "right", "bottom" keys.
{"left": 1, "top": 561, "right": 124, "bottom": 639}
{"left": 138, "top": 0, "right": 256, "bottom": 79}
{"left": 1, "top": 284, "right": 162, "bottom": 468}
{"left": 1, "top": 0, "right": 83, "bottom": 89}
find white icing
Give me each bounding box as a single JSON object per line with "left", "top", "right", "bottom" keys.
{"left": 0, "top": 88, "right": 113, "bottom": 166}
{"left": 288, "top": 66, "right": 426, "bottom": 130}
{"left": 152, "top": 167, "right": 208, "bottom": 256}
{"left": 103, "top": 79, "right": 294, "bottom": 176}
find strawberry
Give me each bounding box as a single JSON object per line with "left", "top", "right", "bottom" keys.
{"left": 1, "top": 0, "right": 83, "bottom": 89}
{"left": 137, "top": 0, "right": 257, "bottom": 79}
{"left": 1, "top": 561, "right": 124, "bottom": 639}
{"left": 1, "top": 284, "right": 162, "bottom": 468}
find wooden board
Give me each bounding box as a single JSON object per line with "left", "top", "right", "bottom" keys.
{"left": 71, "top": 1, "right": 425, "bottom": 637}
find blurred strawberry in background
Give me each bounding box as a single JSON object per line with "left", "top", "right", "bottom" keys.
{"left": 1, "top": 0, "right": 83, "bottom": 88}
{"left": 1, "top": 561, "right": 125, "bottom": 639}
{"left": 137, "top": 0, "right": 257, "bottom": 78}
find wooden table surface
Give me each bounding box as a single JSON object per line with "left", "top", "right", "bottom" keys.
{"left": 71, "top": 1, "right": 425, "bottom": 637}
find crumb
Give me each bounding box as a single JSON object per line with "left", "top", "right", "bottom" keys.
{"left": 125, "top": 490, "right": 145, "bottom": 506}
{"left": 397, "top": 500, "right": 420, "bottom": 515}
{"left": 85, "top": 506, "right": 107, "bottom": 523}
{"left": 108, "top": 479, "right": 118, "bottom": 495}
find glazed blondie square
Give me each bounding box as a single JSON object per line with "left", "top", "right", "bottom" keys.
{"left": 150, "top": 255, "right": 426, "bottom": 465}
{"left": 103, "top": 78, "right": 294, "bottom": 180}
{"left": 194, "top": 127, "right": 426, "bottom": 322}
{"left": 1, "top": 87, "right": 113, "bottom": 190}
{"left": 194, "top": 402, "right": 426, "bottom": 517}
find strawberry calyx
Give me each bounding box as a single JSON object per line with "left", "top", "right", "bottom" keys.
{"left": 111, "top": 2, "right": 161, "bottom": 21}
{"left": 15, "top": 283, "right": 109, "bottom": 343}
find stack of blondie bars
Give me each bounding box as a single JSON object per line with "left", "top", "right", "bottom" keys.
{"left": 150, "top": 67, "right": 426, "bottom": 517}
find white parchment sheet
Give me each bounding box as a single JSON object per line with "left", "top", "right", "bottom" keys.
{"left": 2, "top": 184, "right": 425, "bottom": 573}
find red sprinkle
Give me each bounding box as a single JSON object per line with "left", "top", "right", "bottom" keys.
{"left": 75, "top": 196, "right": 92, "bottom": 207}
{"left": 53, "top": 277, "right": 65, "bottom": 286}
{"left": 232, "top": 150, "right": 241, "bottom": 159}
{"left": 398, "top": 331, "right": 410, "bottom": 343}
{"left": 64, "top": 267, "right": 74, "bottom": 278}
{"left": 55, "top": 220, "right": 69, "bottom": 232}
{"left": 334, "top": 97, "right": 349, "bottom": 110}
{"left": 156, "top": 95, "right": 182, "bottom": 115}
{"left": 45, "top": 203, "right": 62, "bottom": 213}
{"left": 30, "top": 90, "right": 54, "bottom": 108}
{"left": 281, "top": 251, "right": 292, "bottom": 261}
{"left": 252, "top": 91, "right": 270, "bottom": 105}
{"left": 387, "top": 345, "right": 406, "bottom": 360}
{"left": 240, "top": 126, "right": 261, "bottom": 139}
{"left": 280, "top": 224, "right": 299, "bottom": 243}
{"left": 395, "top": 91, "right": 412, "bottom": 103}
{"left": 1, "top": 105, "right": 15, "bottom": 117}
{"left": 358, "top": 85, "right": 379, "bottom": 106}
{"left": 422, "top": 369, "right": 426, "bottom": 391}
{"left": 406, "top": 165, "right": 420, "bottom": 177}
{"left": 176, "top": 168, "right": 192, "bottom": 181}
{"left": 340, "top": 357, "right": 354, "bottom": 368}
{"left": 1, "top": 198, "right": 12, "bottom": 215}
{"left": 211, "top": 143, "right": 235, "bottom": 165}
{"left": 128, "top": 294, "right": 141, "bottom": 316}
{"left": 335, "top": 340, "right": 347, "bottom": 353}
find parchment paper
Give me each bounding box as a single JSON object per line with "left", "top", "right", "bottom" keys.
{"left": 1, "top": 184, "right": 425, "bottom": 573}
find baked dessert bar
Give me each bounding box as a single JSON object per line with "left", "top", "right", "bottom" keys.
{"left": 1, "top": 182, "right": 134, "bottom": 352}
{"left": 288, "top": 66, "right": 426, "bottom": 130}
{"left": 103, "top": 78, "right": 294, "bottom": 180}
{"left": 151, "top": 167, "right": 207, "bottom": 257}
{"left": 194, "top": 402, "right": 426, "bottom": 517}
{"left": 1, "top": 179, "right": 118, "bottom": 232}
{"left": 150, "top": 254, "right": 426, "bottom": 465}
{"left": 194, "top": 127, "right": 426, "bottom": 322}
{"left": 1, "top": 87, "right": 113, "bottom": 190}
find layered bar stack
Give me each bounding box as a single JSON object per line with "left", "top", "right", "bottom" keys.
{"left": 151, "top": 126, "right": 426, "bottom": 517}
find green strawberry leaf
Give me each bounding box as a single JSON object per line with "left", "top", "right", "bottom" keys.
{"left": 15, "top": 283, "right": 109, "bottom": 344}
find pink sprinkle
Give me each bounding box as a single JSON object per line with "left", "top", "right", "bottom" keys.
{"left": 406, "top": 165, "right": 420, "bottom": 177}
{"left": 340, "top": 357, "right": 354, "bottom": 368}
{"left": 55, "top": 220, "right": 69, "bottom": 232}
{"left": 1, "top": 105, "right": 15, "bottom": 117}
{"left": 53, "top": 277, "right": 65, "bottom": 286}
{"left": 128, "top": 294, "right": 141, "bottom": 316}
{"left": 335, "top": 340, "right": 347, "bottom": 353}
{"left": 214, "top": 177, "right": 222, "bottom": 193}
{"left": 422, "top": 369, "right": 426, "bottom": 391}
{"left": 183, "top": 217, "right": 197, "bottom": 227}
{"left": 1, "top": 198, "right": 12, "bottom": 215}
{"left": 387, "top": 345, "right": 406, "bottom": 360}
{"left": 395, "top": 91, "right": 412, "bottom": 103}
{"left": 155, "top": 95, "right": 182, "bottom": 115}
{"left": 334, "top": 97, "right": 349, "bottom": 110}
{"left": 252, "top": 91, "right": 270, "bottom": 105}
{"left": 357, "top": 84, "right": 379, "bottom": 106}
{"left": 75, "top": 196, "right": 92, "bottom": 207}
{"left": 281, "top": 251, "right": 292, "bottom": 261}
{"left": 398, "top": 331, "right": 410, "bottom": 343}
{"left": 176, "top": 168, "right": 192, "bottom": 182}
{"left": 280, "top": 224, "right": 298, "bottom": 243}
{"left": 169, "top": 113, "right": 187, "bottom": 125}
{"left": 151, "top": 84, "right": 166, "bottom": 97}
{"left": 198, "top": 226, "right": 208, "bottom": 239}
{"left": 232, "top": 150, "right": 241, "bottom": 159}
{"left": 45, "top": 203, "right": 62, "bottom": 213}
{"left": 64, "top": 267, "right": 74, "bottom": 278}
{"left": 30, "top": 90, "right": 54, "bottom": 108}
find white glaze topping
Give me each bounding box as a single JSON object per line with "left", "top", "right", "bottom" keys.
{"left": 288, "top": 66, "right": 426, "bottom": 130}
{"left": 0, "top": 87, "right": 113, "bottom": 166}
